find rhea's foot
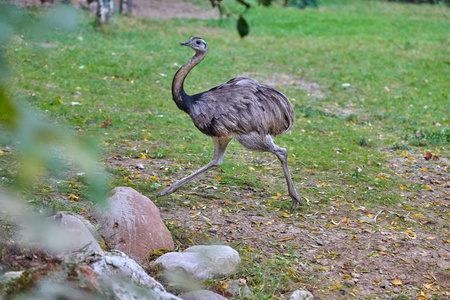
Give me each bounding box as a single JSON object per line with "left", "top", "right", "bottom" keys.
{"left": 157, "top": 186, "right": 175, "bottom": 197}
{"left": 290, "top": 195, "right": 303, "bottom": 212}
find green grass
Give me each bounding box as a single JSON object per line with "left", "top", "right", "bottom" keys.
{"left": 1, "top": 0, "right": 449, "bottom": 298}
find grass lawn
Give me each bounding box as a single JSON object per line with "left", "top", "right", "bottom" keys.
{"left": 1, "top": 0, "right": 449, "bottom": 299}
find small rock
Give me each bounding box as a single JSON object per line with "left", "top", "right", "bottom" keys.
{"left": 153, "top": 245, "right": 240, "bottom": 281}
{"left": 398, "top": 274, "right": 407, "bottom": 280}
{"left": 351, "top": 272, "right": 361, "bottom": 278}
{"left": 180, "top": 290, "right": 228, "bottom": 300}
{"left": 344, "top": 279, "right": 355, "bottom": 287}
{"left": 225, "top": 280, "right": 252, "bottom": 298}
{"left": 379, "top": 280, "right": 392, "bottom": 289}
{"left": 93, "top": 187, "right": 174, "bottom": 262}
{"left": 207, "top": 227, "right": 218, "bottom": 233}
{"left": 289, "top": 289, "right": 314, "bottom": 300}
{"left": 376, "top": 245, "right": 388, "bottom": 252}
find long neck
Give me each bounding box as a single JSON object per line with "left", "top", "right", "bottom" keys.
{"left": 172, "top": 51, "right": 206, "bottom": 112}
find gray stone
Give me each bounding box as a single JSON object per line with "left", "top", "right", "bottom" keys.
{"left": 153, "top": 245, "right": 240, "bottom": 281}
{"left": 289, "top": 289, "right": 314, "bottom": 300}
{"left": 0, "top": 271, "right": 24, "bottom": 285}
{"left": 379, "top": 280, "right": 392, "bottom": 289}
{"left": 344, "top": 279, "right": 355, "bottom": 287}
{"left": 180, "top": 290, "right": 228, "bottom": 300}
{"left": 93, "top": 187, "right": 174, "bottom": 261}
{"left": 49, "top": 213, "right": 104, "bottom": 255}
{"left": 398, "top": 274, "right": 407, "bottom": 280}
{"left": 90, "top": 250, "right": 181, "bottom": 300}
{"left": 224, "top": 280, "right": 252, "bottom": 298}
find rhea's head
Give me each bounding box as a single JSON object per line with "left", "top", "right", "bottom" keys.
{"left": 180, "top": 37, "right": 208, "bottom": 53}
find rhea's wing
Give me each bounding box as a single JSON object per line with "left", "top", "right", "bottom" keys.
{"left": 189, "top": 77, "right": 294, "bottom": 137}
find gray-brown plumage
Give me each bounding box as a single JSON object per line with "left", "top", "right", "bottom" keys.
{"left": 158, "top": 37, "right": 302, "bottom": 209}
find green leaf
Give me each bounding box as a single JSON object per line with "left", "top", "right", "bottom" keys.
{"left": 0, "top": 86, "right": 17, "bottom": 127}
{"left": 237, "top": 15, "right": 249, "bottom": 38}
{"left": 259, "top": 0, "right": 272, "bottom": 6}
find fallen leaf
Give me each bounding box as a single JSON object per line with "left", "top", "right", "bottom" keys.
{"left": 340, "top": 217, "right": 350, "bottom": 224}
{"left": 278, "top": 237, "right": 294, "bottom": 242}
{"left": 68, "top": 194, "right": 80, "bottom": 201}
{"left": 392, "top": 278, "right": 402, "bottom": 286}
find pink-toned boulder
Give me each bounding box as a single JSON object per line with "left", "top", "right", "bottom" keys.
{"left": 93, "top": 187, "right": 174, "bottom": 261}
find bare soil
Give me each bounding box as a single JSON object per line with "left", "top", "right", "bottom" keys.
{"left": 106, "top": 148, "right": 450, "bottom": 299}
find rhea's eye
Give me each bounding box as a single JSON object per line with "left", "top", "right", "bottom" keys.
{"left": 196, "top": 41, "right": 200, "bottom": 45}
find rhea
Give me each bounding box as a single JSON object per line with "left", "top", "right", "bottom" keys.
{"left": 158, "top": 37, "right": 303, "bottom": 209}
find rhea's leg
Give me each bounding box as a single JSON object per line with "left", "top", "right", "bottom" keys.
{"left": 236, "top": 133, "right": 303, "bottom": 210}
{"left": 158, "top": 137, "right": 232, "bottom": 197}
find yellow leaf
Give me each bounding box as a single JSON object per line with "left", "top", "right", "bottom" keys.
{"left": 0, "top": 149, "right": 3, "bottom": 153}
{"left": 134, "top": 174, "right": 142, "bottom": 178}
{"left": 392, "top": 278, "right": 402, "bottom": 286}
{"left": 405, "top": 230, "right": 415, "bottom": 234}
{"left": 413, "top": 213, "right": 424, "bottom": 217}
{"left": 220, "top": 283, "right": 229, "bottom": 289}
{"left": 426, "top": 236, "right": 436, "bottom": 240}
{"left": 150, "top": 175, "right": 157, "bottom": 180}
{"left": 152, "top": 249, "right": 164, "bottom": 256}
{"left": 399, "top": 185, "right": 404, "bottom": 190}
{"left": 278, "top": 237, "right": 294, "bottom": 242}
{"left": 400, "top": 257, "right": 410, "bottom": 264}
{"left": 423, "top": 283, "right": 434, "bottom": 289}
{"left": 68, "top": 194, "right": 80, "bottom": 201}
{"left": 418, "top": 292, "right": 427, "bottom": 300}
{"left": 422, "top": 168, "right": 428, "bottom": 172}
{"left": 141, "top": 154, "right": 146, "bottom": 159}
{"left": 217, "top": 176, "right": 221, "bottom": 181}
{"left": 340, "top": 217, "right": 350, "bottom": 224}
{"left": 368, "top": 214, "right": 373, "bottom": 218}
{"left": 271, "top": 193, "right": 282, "bottom": 200}
{"left": 248, "top": 166, "right": 255, "bottom": 171}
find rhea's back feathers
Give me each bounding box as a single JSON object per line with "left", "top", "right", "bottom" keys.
{"left": 188, "top": 77, "right": 294, "bottom": 138}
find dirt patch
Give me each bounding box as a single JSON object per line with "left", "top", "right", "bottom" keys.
{"left": 105, "top": 148, "right": 450, "bottom": 299}
{"left": 132, "top": 0, "right": 219, "bottom": 20}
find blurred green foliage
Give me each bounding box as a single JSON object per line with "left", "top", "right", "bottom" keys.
{"left": 0, "top": 1, "right": 108, "bottom": 204}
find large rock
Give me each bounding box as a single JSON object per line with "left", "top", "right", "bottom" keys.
{"left": 93, "top": 187, "right": 174, "bottom": 261}
{"left": 90, "top": 250, "right": 181, "bottom": 300}
{"left": 48, "top": 212, "right": 104, "bottom": 255}
{"left": 153, "top": 245, "right": 240, "bottom": 281}
{"left": 180, "top": 290, "right": 228, "bottom": 300}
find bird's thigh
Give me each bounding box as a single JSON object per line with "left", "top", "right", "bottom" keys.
{"left": 236, "top": 133, "right": 275, "bottom": 153}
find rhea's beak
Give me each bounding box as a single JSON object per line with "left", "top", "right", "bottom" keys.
{"left": 180, "top": 41, "right": 189, "bottom": 46}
